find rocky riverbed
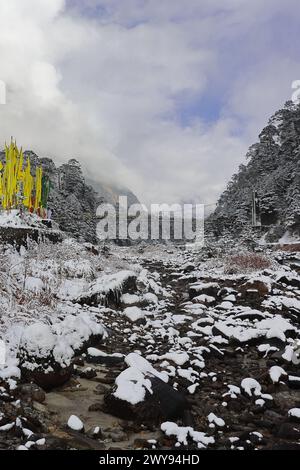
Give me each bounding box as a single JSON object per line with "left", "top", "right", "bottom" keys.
{"left": 0, "top": 240, "right": 300, "bottom": 450}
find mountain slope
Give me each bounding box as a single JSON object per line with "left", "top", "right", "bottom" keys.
{"left": 0, "top": 151, "right": 139, "bottom": 243}
{"left": 210, "top": 101, "right": 300, "bottom": 240}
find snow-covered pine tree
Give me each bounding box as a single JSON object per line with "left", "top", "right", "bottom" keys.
{"left": 210, "top": 101, "right": 300, "bottom": 238}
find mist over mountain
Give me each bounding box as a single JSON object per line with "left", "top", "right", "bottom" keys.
{"left": 86, "top": 177, "right": 140, "bottom": 208}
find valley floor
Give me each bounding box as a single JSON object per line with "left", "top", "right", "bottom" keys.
{"left": 0, "top": 239, "right": 300, "bottom": 450}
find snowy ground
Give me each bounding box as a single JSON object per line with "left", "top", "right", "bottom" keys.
{"left": 0, "top": 237, "right": 300, "bottom": 450}
{"left": 0, "top": 209, "right": 49, "bottom": 229}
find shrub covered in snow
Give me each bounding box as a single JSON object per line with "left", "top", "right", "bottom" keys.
{"left": 18, "top": 313, "right": 106, "bottom": 389}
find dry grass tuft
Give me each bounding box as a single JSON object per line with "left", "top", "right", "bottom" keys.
{"left": 225, "top": 252, "right": 271, "bottom": 273}
{"left": 277, "top": 243, "right": 300, "bottom": 252}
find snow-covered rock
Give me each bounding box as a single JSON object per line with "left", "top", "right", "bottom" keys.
{"left": 67, "top": 415, "right": 84, "bottom": 432}
{"left": 18, "top": 313, "right": 106, "bottom": 389}
{"left": 161, "top": 422, "right": 215, "bottom": 449}
{"left": 123, "top": 306, "right": 145, "bottom": 323}
{"left": 207, "top": 413, "right": 225, "bottom": 427}
{"left": 24, "top": 277, "right": 44, "bottom": 293}
{"left": 120, "top": 293, "right": 140, "bottom": 305}
{"left": 104, "top": 353, "right": 188, "bottom": 423}
{"left": 269, "top": 366, "right": 287, "bottom": 384}
{"left": 288, "top": 408, "right": 300, "bottom": 422}
{"left": 160, "top": 352, "right": 189, "bottom": 366}
{"left": 241, "top": 378, "right": 262, "bottom": 397}
{"left": 76, "top": 270, "right": 137, "bottom": 307}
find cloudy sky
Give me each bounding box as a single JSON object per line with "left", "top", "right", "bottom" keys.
{"left": 0, "top": 0, "right": 299, "bottom": 205}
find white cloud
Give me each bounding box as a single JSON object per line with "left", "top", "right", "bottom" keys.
{"left": 0, "top": 0, "right": 299, "bottom": 205}
{"left": 227, "top": 57, "right": 300, "bottom": 138}
{"left": 0, "top": 0, "right": 134, "bottom": 187}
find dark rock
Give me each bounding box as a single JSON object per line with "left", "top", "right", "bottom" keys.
{"left": 235, "top": 311, "right": 266, "bottom": 321}
{"left": 86, "top": 354, "right": 124, "bottom": 366}
{"left": 21, "top": 365, "right": 73, "bottom": 392}
{"left": 264, "top": 410, "right": 284, "bottom": 422}
{"left": 108, "top": 430, "right": 127, "bottom": 442}
{"left": 18, "top": 383, "right": 46, "bottom": 403}
{"left": 104, "top": 376, "right": 189, "bottom": 424}
{"left": 133, "top": 438, "right": 153, "bottom": 449}
{"left": 0, "top": 226, "right": 63, "bottom": 249}
{"left": 189, "top": 281, "right": 219, "bottom": 299}
{"left": 239, "top": 280, "right": 269, "bottom": 298}
{"left": 288, "top": 376, "right": 300, "bottom": 390}
{"left": 65, "top": 430, "right": 107, "bottom": 450}
{"left": 277, "top": 275, "right": 300, "bottom": 289}
{"left": 270, "top": 442, "right": 300, "bottom": 450}
{"left": 86, "top": 426, "right": 103, "bottom": 439}
{"left": 72, "top": 356, "right": 85, "bottom": 366}
{"left": 277, "top": 422, "right": 300, "bottom": 439}
{"left": 88, "top": 402, "right": 103, "bottom": 412}
{"left": 182, "top": 263, "right": 195, "bottom": 273}
{"left": 218, "top": 287, "right": 238, "bottom": 298}
{"left": 38, "top": 436, "right": 70, "bottom": 450}
{"left": 97, "top": 375, "right": 116, "bottom": 385}
{"left": 273, "top": 390, "right": 300, "bottom": 410}
{"left": 94, "top": 383, "right": 109, "bottom": 395}
{"left": 78, "top": 368, "right": 97, "bottom": 380}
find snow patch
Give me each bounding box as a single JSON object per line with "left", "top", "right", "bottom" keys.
{"left": 161, "top": 421, "right": 215, "bottom": 448}
{"left": 123, "top": 306, "right": 145, "bottom": 323}
{"left": 67, "top": 415, "right": 84, "bottom": 431}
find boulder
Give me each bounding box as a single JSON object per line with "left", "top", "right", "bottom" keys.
{"left": 288, "top": 408, "right": 300, "bottom": 423}
{"left": 104, "top": 376, "right": 189, "bottom": 424}
{"left": 103, "top": 353, "right": 189, "bottom": 424}
{"left": 75, "top": 270, "right": 137, "bottom": 308}
{"left": 21, "top": 364, "right": 73, "bottom": 392}
{"left": 277, "top": 422, "right": 300, "bottom": 439}
{"left": 239, "top": 280, "right": 269, "bottom": 300}
{"left": 86, "top": 348, "right": 124, "bottom": 366}
{"left": 18, "top": 383, "right": 46, "bottom": 403}
{"left": 189, "top": 282, "right": 220, "bottom": 299}
{"left": 288, "top": 375, "right": 300, "bottom": 390}
{"left": 77, "top": 367, "right": 97, "bottom": 380}
{"left": 181, "top": 263, "right": 195, "bottom": 273}
{"left": 277, "top": 275, "right": 300, "bottom": 289}
{"left": 18, "top": 314, "right": 106, "bottom": 391}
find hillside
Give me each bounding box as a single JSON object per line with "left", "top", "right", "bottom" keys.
{"left": 0, "top": 151, "right": 139, "bottom": 243}
{"left": 210, "top": 101, "right": 300, "bottom": 241}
